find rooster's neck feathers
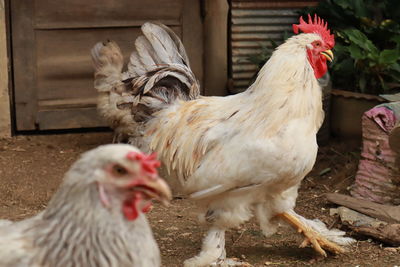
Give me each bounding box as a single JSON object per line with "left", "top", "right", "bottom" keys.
{"left": 243, "top": 33, "right": 324, "bottom": 136}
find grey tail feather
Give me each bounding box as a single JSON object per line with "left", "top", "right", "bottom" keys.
{"left": 90, "top": 23, "right": 201, "bottom": 135}
{"left": 125, "top": 22, "right": 201, "bottom": 121}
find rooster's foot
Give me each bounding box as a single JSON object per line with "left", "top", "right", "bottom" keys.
{"left": 277, "top": 212, "right": 345, "bottom": 257}
{"left": 210, "top": 258, "right": 253, "bottom": 267}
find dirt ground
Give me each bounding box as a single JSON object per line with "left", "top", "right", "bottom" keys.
{"left": 0, "top": 132, "right": 399, "bottom": 267}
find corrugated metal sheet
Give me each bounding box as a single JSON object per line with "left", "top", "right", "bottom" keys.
{"left": 229, "top": 1, "right": 317, "bottom": 94}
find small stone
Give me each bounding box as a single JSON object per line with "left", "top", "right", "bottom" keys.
{"left": 11, "top": 147, "right": 26, "bottom": 152}
{"left": 384, "top": 247, "right": 398, "bottom": 253}
{"left": 308, "top": 258, "right": 317, "bottom": 264}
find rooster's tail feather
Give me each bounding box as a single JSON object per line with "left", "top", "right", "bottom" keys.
{"left": 91, "top": 23, "right": 200, "bottom": 143}
{"left": 91, "top": 41, "right": 136, "bottom": 142}
{"left": 125, "top": 22, "right": 200, "bottom": 105}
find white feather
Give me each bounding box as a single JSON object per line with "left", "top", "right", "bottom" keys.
{"left": 128, "top": 51, "right": 147, "bottom": 77}
{"left": 135, "top": 36, "right": 158, "bottom": 71}
{"left": 142, "top": 22, "right": 182, "bottom": 65}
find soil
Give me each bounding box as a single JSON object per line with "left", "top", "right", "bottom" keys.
{"left": 0, "top": 132, "right": 399, "bottom": 267}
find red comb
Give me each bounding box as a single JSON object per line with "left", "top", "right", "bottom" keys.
{"left": 293, "top": 14, "right": 335, "bottom": 48}
{"left": 126, "top": 151, "right": 161, "bottom": 177}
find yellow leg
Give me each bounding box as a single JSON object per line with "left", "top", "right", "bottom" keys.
{"left": 277, "top": 212, "right": 345, "bottom": 257}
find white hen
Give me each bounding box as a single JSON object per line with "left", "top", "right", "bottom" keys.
{"left": 0, "top": 144, "right": 171, "bottom": 267}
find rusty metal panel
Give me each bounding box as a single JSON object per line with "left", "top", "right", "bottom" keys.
{"left": 229, "top": 1, "right": 317, "bottom": 94}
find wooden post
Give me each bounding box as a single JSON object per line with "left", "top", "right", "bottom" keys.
{"left": 203, "top": 0, "right": 229, "bottom": 96}
{"left": 183, "top": 0, "right": 204, "bottom": 91}
{"left": 0, "top": 0, "right": 11, "bottom": 137}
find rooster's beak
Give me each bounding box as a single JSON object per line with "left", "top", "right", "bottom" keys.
{"left": 321, "top": 49, "right": 334, "bottom": 62}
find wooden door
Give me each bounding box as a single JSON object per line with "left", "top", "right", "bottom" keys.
{"left": 10, "top": 0, "right": 203, "bottom": 131}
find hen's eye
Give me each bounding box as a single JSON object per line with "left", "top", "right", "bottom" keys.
{"left": 112, "top": 164, "right": 128, "bottom": 176}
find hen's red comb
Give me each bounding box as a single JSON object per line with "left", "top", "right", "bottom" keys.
{"left": 126, "top": 151, "right": 161, "bottom": 177}
{"left": 293, "top": 14, "right": 335, "bottom": 48}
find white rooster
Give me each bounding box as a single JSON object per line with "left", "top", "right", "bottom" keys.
{"left": 0, "top": 144, "right": 171, "bottom": 267}
{"left": 91, "top": 15, "right": 354, "bottom": 266}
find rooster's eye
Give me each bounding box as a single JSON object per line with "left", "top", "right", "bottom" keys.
{"left": 314, "top": 41, "right": 321, "bottom": 47}
{"left": 112, "top": 164, "right": 128, "bottom": 176}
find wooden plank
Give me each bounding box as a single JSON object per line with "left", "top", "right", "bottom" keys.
{"left": 35, "top": 26, "right": 181, "bottom": 102}
{"left": 0, "top": 0, "right": 11, "bottom": 136}
{"left": 182, "top": 0, "right": 204, "bottom": 91}
{"left": 11, "top": 0, "right": 37, "bottom": 130}
{"left": 351, "top": 224, "right": 400, "bottom": 246}
{"left": 38, "top": 97, "right": 98, "bottom": 109}
{"left": 326, "top": 193, "right": 400, "bottom": 223}
{"left": 36, "top": 108, "right": 106, "bottom": 130}
{"left": 34, "top": 20, "right": 181, "bottom": 30}
{"left": 35, "top": 0, "right": 183, "bottom": 29}
{"left": 36, "top": 27, "right": 181, "bottom": 100}
{"left": 232, "top": 1, "right": 318, "bottom": 9}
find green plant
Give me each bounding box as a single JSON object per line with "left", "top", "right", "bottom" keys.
{"left": 247, "top": 40, "right": 278, "bottom": 70}
{"left": 302, "top": 0, "right": 400, "bottom": 95}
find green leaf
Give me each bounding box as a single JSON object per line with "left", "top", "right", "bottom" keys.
{"left": 348, "top": 44, "right": 364, "bottom": 59}
{"left": 334, "top": 0, "right": 352, "bottom": 10}
{"left": 352, "top": 0, "right": 368, "bottom": 18}
{"left": 379, "top": 49, "right": 399, "bottom": 64}
{"left": 378, "top": 74, "right": 389, "bottom": 91}
{"left": 333, "top": 58, "right": 355, "bottom": 75}
{"left": 388, "top": 69, "right": 400, "bottom": 82}
{"left": 388, "top": 64, "right": 400, "bottom": 82}
{"left": 342, "top": 29, "right": 379, "bottom": 55}
{"left": 389, "top": 63, "right": 400, "bottom": 73}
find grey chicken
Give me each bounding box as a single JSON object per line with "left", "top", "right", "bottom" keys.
{"left": 0, "top": 144, "right": 171, "bottom": 267}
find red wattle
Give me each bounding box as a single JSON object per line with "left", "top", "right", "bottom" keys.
{"left": 307, "top": 49, "right": 328, "bottom": 79}
{"left": 142, "top": 202, "right": 153, "bottom": 213}
{"left": 122, "top": 194, "right": 141, "bottom": 221}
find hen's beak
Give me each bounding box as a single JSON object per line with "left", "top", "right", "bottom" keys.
{"left": 321, "top": 49, "right": 334, "bottom": 62}
{"left": 133, "top": 177, "right": 172, "bottom": 206}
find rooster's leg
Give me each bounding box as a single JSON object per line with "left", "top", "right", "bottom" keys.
{"left": 184, "top": 227, "right": 225, "bottom": 267}
{"left": 277, "top": 212, "right": 345, "bottom": 256}
{"left": 184, "top": 228, "right": 252, "bottom": 267}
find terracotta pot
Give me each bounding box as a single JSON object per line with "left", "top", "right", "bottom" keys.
{"left": 330, "top": 89, "right": 387, "bottom": 139}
